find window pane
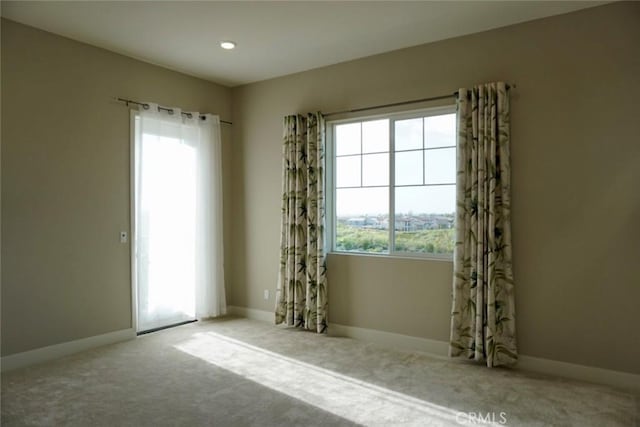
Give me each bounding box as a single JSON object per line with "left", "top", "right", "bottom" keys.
{"left": 394, "top": 185, "right": 455, "bottom": 254}
{"left": 424, "top": 113, "right": 456, "bottom": 148}
{"left": 395, "top": 118, "right": 423, "bottom": 151}
{"left": 362, "top": 153, "right": 389, "bottom": 186}
{"left": 425, "top": 148, "right": 456, "bottom": 184}
{"left": 395, "top": 227, "right": 455, "bottom": 255}
{"left": 336, "top": 123, "right": 361, "bottom": 156}
{"left": 362, "top": 119, "right": 389, "bottom": 153}
{"left": 395, "top": 150, "right": 423, "bottom": 186}
{"left": 395, "top": 185, "right": 455, "bottom": 215}
{"left": 336, "top": 155, "right": 361, "bottom": 188}
{"left": 336, "top": 187, "right": 389, "bottom": 254}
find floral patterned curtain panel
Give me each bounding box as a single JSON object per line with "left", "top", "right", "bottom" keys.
{"left": 449, "top": 82, "right": 517, "bottom": 367}
{"left": 275, "top": 113, "right": 328, "bottom": 333}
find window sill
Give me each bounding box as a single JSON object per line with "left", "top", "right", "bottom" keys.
{"left": 327, "top": 251, "right": 453, "bottom": 263}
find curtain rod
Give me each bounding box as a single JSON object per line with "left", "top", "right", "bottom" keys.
{"left": 114, "top": 97, "right": 233, "bottom": 125}
{"left": 322, "top": 84, "right": 514, "bottom": 117}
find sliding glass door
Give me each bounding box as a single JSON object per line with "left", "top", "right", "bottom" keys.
{"left": 134, "top": 114, "right": 197, "bottom": 332}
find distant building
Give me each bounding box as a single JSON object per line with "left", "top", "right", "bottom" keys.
{"left": 341, "top": 213, "right": 453, "bottom": 231}
{"left": 346, "top": 217, "right": 380, "bottom": 228}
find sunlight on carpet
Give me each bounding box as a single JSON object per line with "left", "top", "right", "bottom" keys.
{"left": 175, "top": 332, "right": 496, "bottom": 426}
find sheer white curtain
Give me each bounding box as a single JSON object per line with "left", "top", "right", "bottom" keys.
{"left": 135, "top": 103, "right": 225, "bottom": 332}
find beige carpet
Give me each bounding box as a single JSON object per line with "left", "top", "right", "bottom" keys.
{"left": 2, "top": 317, "right": 638, "bottom": 426}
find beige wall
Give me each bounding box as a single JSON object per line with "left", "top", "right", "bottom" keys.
{"left": 230, "top": 2, "right": 640, "bottom": 374}
{"left": 2, "top": 3, "right": 639, "bottom": 375}
{"left": 1, "top": 19, "right": 232, "bottom": 356}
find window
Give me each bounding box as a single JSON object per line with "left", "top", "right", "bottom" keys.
{"left": 327, "top": 107, "right": 456, "bottom": 258}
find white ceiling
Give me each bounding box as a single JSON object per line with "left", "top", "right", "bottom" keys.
{"left": 1, "top": 1, "right": 606, "bottom": 87}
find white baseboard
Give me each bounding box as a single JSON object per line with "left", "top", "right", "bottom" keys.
{"left": 1, "top": 328, "right": 136, "bottom": 372}
{"left": 516, "top": 354, "right": 640, "bottom": 392}
{"left": 329, "top": 323, "right": 450, "bottom": 357}
{"left": 227, "top": 305, "right": 274, "bottom": 323}
{"left": 227, "top": 305, "right": 640, "bottom": 392}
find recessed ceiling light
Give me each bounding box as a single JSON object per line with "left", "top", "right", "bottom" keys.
{"left": 220, "top": 41, "right": 236, "bottom": 50}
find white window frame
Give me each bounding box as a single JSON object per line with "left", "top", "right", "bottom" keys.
{"left": 326, "top": 105, "right": 456, "bottom": 261}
